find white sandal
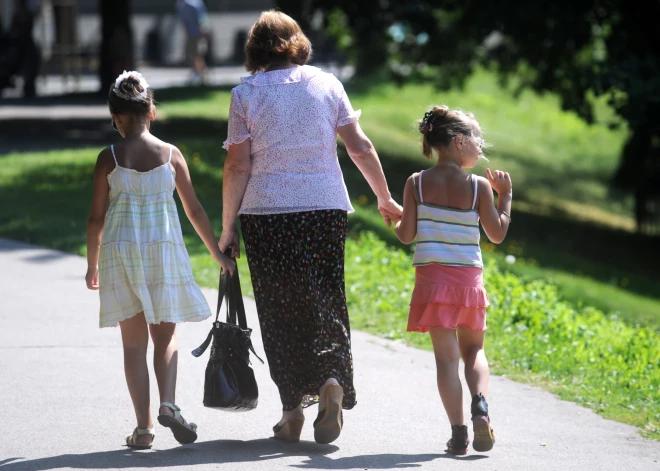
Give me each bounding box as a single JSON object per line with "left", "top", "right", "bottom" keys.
{"left": 157, "top": 402, "right": 198, "bottom": 444}
{"left": 125, "top": 427, "right": 155, "bottom": 450}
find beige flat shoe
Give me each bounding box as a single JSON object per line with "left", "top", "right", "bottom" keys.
{"left": 313, "top": 384, "right": 344, "bottom": 444}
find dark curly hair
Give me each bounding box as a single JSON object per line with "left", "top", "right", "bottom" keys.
{"left": 244, "top": 10, "right": 312, "bottom": 74}
{"left": 418, "top": 105, "right": 478, "bottom": 159}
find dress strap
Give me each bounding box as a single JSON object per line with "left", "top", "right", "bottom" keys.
{"left": 167, "top": 145, "right": 173, "bottom": 163}
{"left": 471, "top": 174, "right": 479, "bottom": 210}
{"left": 417, "top": 170, "right": 424, "bottom": 203}
{"left": 110, "top": 145, "right": 118, "bottom": 166}
{"left": 411, "top": 172, "right": 422, "bottom": 203}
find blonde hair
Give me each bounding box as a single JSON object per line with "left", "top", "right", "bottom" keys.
{"left": 418, "top": 105, "right": 478, "bottom": 159}
{"left": 244, "top": 10, "right": 313, "bottom": 74}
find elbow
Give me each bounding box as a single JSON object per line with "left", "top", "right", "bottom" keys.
{"left": 87, "top": 215, "right": 104, "bottom": 231}
{"left": 489, "top": 233, "right": 505, "bottom": 245}
{"left": 348, "top": 140, "right": 375, "bottom": 161}
{"left": 395, "top": 228, "right": 415, "bottom": 245}
{"left": 225, "top": 160, "right": 251, "bottom": 175}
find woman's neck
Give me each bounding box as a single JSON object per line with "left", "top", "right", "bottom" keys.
{"left": 265, "top": 61, "right": 296, "bottom": 72}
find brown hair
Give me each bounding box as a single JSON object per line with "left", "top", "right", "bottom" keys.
{"left": 418, "top": 105, "right": 477, "bottom": 159}
{"left": 107, "top": 74, "right": 154, "bottom": 116}
{"left": 244, "top": 10, "right": 312, "bottom": 74}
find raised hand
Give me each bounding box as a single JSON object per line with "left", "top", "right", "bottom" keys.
{"left": 486, "top": 168, "right": 512, "bottom": 195}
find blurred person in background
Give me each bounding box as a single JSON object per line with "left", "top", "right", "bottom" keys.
{"left": 175, "top": 0, "right": 210, "bottom": 84}
{"left": 0, "top": 0, "right": 40, "bottom": 97}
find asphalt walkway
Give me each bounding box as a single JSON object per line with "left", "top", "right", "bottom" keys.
{"left": 1, "top": 238, "right": 659, "bottom": 470}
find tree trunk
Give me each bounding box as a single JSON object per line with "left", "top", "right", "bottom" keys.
{"left": 99, "top": 0, "right": 134, "bottom": 94}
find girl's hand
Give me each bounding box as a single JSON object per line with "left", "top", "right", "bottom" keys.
{"left": 86, "top": 266, "right": 99, "bottom": 290}
{"left": 378, "top": 197, "right": 403, "bottom": 227}
{"left": 218, "top": 227, "right": 241, "bottom": 259}
{"left": 486, "top": 168, "right": 512, "bottom": 195}
{"left": 215, "top": 253, "right": 237, "bottom": 276}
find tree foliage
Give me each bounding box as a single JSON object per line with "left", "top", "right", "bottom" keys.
{"left": 280, "top": 0, "right": 660, "bottom": 231}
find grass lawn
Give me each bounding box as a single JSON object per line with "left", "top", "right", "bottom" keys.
{"left": 1, "top": 70, "right": 658, "bottom": 438}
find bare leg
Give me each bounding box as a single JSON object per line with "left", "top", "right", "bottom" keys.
{"left": 429, "top": 328, "right": 464, "bottom": 426}
{"left": 148, "top": 322, "right": 178, "bottom": 418}
{"left": 119, "top": 312, "right": 152, "bottom": 445}
{"left": 457, "top": 327, "right": 489, "bottom": 398}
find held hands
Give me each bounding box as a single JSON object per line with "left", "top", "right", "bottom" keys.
{"left": 218, "top": 227, "right": 241, "bottom": 259}
{"left": 215, "top": 252, "right": 236, "bottom": 276}
{"left": 378, "top": 197, "right": 403, "bottom": 227}
{"left": 486, "top": 168, "right": 512, "bottom": 195}
{"left": 85, "top": 266, "right": 99, "bottom": 290}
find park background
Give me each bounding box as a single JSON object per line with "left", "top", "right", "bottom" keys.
{"left": 1, "top": 0, "right": 658, "bottom": 442}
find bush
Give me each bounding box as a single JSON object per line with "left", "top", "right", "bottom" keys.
{"left": 344, "top": 233, "right": 660, "bottom": 439}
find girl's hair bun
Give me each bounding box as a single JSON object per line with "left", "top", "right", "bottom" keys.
{"left": 419, "top": 105, "right": 478, "bottom": 159}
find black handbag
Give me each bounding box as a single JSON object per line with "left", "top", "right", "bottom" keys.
{"left": 192, "top": 262, "right": 263, "bottom": 411}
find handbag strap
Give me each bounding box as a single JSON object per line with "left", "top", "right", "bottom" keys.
{"left": 214, "top": 252, "right": 248, "bottom": 330}
{"left": 228, "top": 264, "right": 249, "bottom": 330}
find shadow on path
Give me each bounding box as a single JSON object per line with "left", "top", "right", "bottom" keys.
{"left": 0, "top": 438, "right": 471, "bottom": 470}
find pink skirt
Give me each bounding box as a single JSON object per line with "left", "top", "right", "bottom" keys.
{"left": 408, "top": 264, "right": 489, "bottom": 332}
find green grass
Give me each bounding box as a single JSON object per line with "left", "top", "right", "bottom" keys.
{"left": 344, "top": 233, "right": 660, "bottom": 440}
{"left": 162, "top": 72, "right": 660, "bottom": 327}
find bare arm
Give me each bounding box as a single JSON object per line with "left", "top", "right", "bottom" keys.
{"left": 218, "top": 139, "right": 251, "bottom": 258}
{"left": 395, "top": 175, "right": 418, "bottom": 244}
{"left": 173, "top": 148, "right": 235, "bottom": 275}
{"left": 85, "top": 149, "right": 113, "bottom": 290}
{"left": 477, "top": 169, "right": 512, "bottom": 244}
{"left": 337, "top": 121, "right": 402, "bottom": 226}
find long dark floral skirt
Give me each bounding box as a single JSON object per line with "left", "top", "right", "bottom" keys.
{"left": 240, "top": 210, "right": 357, "bottom": 411}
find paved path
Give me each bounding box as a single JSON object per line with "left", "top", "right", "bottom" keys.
{"left": 1, "top": 238, "right": 659, "bottom": 471}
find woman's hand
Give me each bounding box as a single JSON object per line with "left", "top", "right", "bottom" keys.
{"left": 218, "top": 227, "right": 241, "bottom": 259}
{"left": 486, "top": 168, "right": 512, "bottom": 196}
{"left": 85, "top": 266, "right": 99, "bottom": 290}
{"left": 378, "top": 197, "right": 403, "bottom": 227}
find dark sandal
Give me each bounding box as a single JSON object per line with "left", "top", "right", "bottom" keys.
{"left": 273, "top": 419, "right": 305, "bottom": 443}
{"left": 471, "top": 393, "right": 495, "bottom": 452}
{"left": 157, "top": 402, "right": 198, "bottom": 444}
{"left": 125, "top": 427, "right": 155, "bottom": 450}
{"left": 313, "top": 384, "right": 344, "bottom": 444}
{"left": 446, "top": 425, "right": 469, "bottom": 455}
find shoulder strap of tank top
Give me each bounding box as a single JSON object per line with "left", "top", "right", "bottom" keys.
{"left": 471, "top": 174, "right": 479, "bottom": 210}
{"left": 167, "top": 145, "right": 173, "bottom": 163}
{"left": 411, "top": 172, "right": 422, "bottom": 203}
{"left": 110, "top": 145, "right": 118, "bottom": 166}
{"left": 417, "top": 170, "right": 424, "bottom": 203}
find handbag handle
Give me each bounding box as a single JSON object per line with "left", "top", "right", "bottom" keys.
{"left": 214, "top": 251, "right": 248, "bottom": 331}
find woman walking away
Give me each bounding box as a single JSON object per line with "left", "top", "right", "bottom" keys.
{"left": 86, "top": 70, "right": 235, "bottom": 449}
{"left": 219, "top": 10, "right": 402, "bottom": 445}
{"left": 395, "top": 106, "right": 512, "bottom": 454}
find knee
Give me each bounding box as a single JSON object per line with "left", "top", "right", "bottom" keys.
{"left": 123, "top": 343, "right": 148, "bottom": 357}
{"left": 461, "top": 345, "right": 484, "bottom": 364}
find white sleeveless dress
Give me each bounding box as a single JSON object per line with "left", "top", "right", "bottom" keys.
{"left": 98, "top": 145, "right": 211, "bottom": 328}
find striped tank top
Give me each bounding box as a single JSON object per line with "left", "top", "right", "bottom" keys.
{"left": 412, "top": 170, "right": 483, "bottom": 268}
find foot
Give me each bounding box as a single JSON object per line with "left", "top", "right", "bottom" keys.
{"left": 277, "top": 405, "right": 304, "bottom": 427}
{"left": 446, "top": 425, "right": 469, "bottom": 455}
{"left": 471, "top": 393, "right": 495, "bottom": 452}
{"left": 313, "top": 383, "right": 344, "bottom": 444}
{"left": 157, "top": 402, "right": 198, "bottom": 444}
{"left": 125, "top": 427, "right": 155, "bottom": 449}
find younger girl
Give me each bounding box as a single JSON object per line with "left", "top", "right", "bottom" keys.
{"left": 86, "top": 71, "right": 235, "bottom": 449}
{"left": 395, "top": 106, "right": 512, "bottom": 455}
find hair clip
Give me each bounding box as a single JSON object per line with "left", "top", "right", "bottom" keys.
{"left": 423, "top": 111, "right": 438, "bottom": 128}
{"left": 113, "top": 70, "right": 150, "bottom": 102}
